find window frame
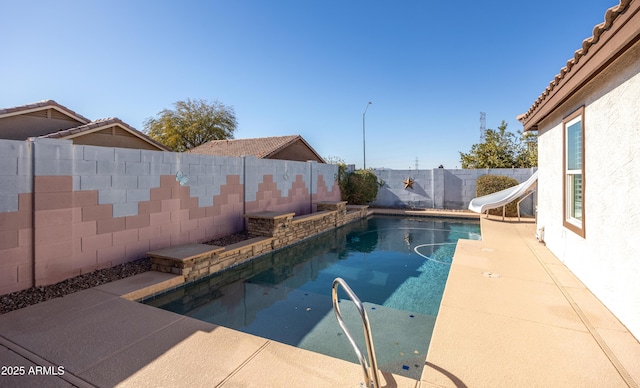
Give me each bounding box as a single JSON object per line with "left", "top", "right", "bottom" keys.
{"left": 562, "top": 106, "right": 586, "bottom": 237}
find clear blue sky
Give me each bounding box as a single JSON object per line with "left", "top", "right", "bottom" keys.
{"left": 1, "top": 0, "right": 616, "bottom": 169}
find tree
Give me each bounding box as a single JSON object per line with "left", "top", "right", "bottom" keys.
{"left": 515, "top": 130, "right": 538, "bottom": 168}
{"left": 459, "top": 120, "right": 537, "bottom": 168}
{"left": 324, "top": 155, "right": 345, "bottom": 165}
{"left": 144, "top": 98, "right": 237, "bottom": 152}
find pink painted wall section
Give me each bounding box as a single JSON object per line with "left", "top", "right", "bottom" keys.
{"left": 0, "top": 171, "right": 339, "bottom": 294}
{"left": 27, "top": 174, "right": 246, "bottom": 289}
{"left": 244, "top": 174, "right": 341, "bottom": 215}
{"left": 316, "top": 174, "right": 341, "bottom": 203}
{"left": 0, "top": 193, "right": 32, "bottom": 295}
{"left": 33, "top": 176, "right": 77, "bottom": 288}
{"left": 245, "top": 174, "right": 309, "bottom": 215}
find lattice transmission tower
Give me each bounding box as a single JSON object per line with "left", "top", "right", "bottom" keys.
{"left": 480, "top": 112, "right": 486, "bottom": 141}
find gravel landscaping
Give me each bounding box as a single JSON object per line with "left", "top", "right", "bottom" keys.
{"left": 0, "top": 258, "right": 152, "bottom": 315}
{"left": 0, "top": 232, "right": 252, "bottom": 315}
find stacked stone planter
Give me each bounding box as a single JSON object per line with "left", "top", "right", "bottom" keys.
{"left": 149, "top": 201, "right": 369, "bottom": 283}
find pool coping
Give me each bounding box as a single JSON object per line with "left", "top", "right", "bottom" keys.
{"left": 1, "top": 212, "right": 638, "bottom": 387}
{"left": 370, "top": 207, "right": 481, "bottom": 220}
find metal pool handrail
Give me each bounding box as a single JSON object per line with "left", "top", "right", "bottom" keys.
{"left": 331, "top": 277, "right": 381, "bottom": 388}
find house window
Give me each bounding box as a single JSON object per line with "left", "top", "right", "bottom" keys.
{"left": 563, "top": 107, "right": 585, "bottom": 237}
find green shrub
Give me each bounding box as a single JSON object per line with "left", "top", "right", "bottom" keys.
{"left": 340, "top": 168, "right": 379, "bottom": 205}
{"left": 476, "top": 175, "right": 519, "bottom": 217}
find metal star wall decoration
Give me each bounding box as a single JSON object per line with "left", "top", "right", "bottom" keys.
{"left": 403, "top": 176, "right": 415, "bottom": 189}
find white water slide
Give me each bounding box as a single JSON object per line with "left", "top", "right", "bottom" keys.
{"left": 468, "top": 171, "right": 538, "bottom": 220}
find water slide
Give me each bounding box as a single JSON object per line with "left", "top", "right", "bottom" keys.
{"left": 468, "top": 171, "right": 538, "bottom": 217}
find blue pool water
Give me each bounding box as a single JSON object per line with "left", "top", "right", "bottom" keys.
{"left": 144, "top": 216, "right": 480, "bottom": 379}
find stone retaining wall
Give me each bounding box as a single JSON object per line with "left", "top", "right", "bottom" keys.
{"left": 246, "top": 201, "right": 364, "bottom": 250}
{"left": 151, "top": 237, "right": 276, "bottom": 283}
{"left": 147, "top": 217, "right": 371, "bottom": 311}
{"left": 152, "top": 201, "right": 368, "bottom": 283}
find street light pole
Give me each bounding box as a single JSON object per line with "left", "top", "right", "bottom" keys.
{"left": 363, "top": 101, "right": 372, "bottom": 169}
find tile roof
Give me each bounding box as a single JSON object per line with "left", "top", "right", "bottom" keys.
{"left": 40, "top": 117, "right": 169, "bottom": 151}
{"left": 189, "top": 135, "right": 325, "bottom": 162}
{"left": 0, "top": 99, "right": 91, "bottom": 123}
{"left": 518, "top": 0, "right": 633, "bottom": 125}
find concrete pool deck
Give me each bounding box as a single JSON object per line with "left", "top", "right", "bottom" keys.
{"left": 423, "top": 216, "right": 640, "bottom": 387}
{"left": 0, "top": 212, "right": 638, "bottom": 387}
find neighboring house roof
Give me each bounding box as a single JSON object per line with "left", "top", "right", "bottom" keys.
{"left": 518, "top": 0, "right": 637, "bottom": 131}
{"left": 189, "top": 135, "right": 326, "bottom": 163}
{"left": 40, "top": 117, "right": 169, "bottom": 151}
{"left": 0, "top": 99, "right": 91, "bottom": 124}
{"left": 0, "top": 100, "right": 168, "bottom": 151}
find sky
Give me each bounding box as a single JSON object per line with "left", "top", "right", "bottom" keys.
{"left": 1, "top": 0, "right": 617, "bottom": 169}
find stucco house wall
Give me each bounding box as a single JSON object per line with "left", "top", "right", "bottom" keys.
{"left": 535, "top": 36, "right": 640, "bottom": 339}
{"left": 0, "top": 101, "right": 167, "bottom": 151}
{"left": 0, "top": 112, "right": 84, "bottom": 140}
{"left": 268, "top": 138, "right": 325, "bottom": 163}
{"left": 66, "top": 126, "right": 165, "bottom": 150}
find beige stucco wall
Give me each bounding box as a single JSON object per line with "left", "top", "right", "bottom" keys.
{"left": 270, "top": 139, "right": 324, "bottom": 162}
{"left": 536, "top": 39, "right": 640, "bottom": 340}
{"left": 0, "top": 112, "right": 83, "bottom": 140}
{"left": 72, "top": 127, "right": 162, "bottom": 150}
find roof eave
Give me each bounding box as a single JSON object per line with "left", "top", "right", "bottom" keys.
{"left": 43, "top": 119, "right": 170, "bottom": 151}
{"left": 299, "top": 137, "right": 326, "bottom": 163}
{"left": 264, "top": 135, "right": 326, "bottom": 163}
{"left": 262, "top": 135, "right": 302, "bottom": 159}
{"left": 519, "top": 0, "right": 639, "bottom": 132}
{"left": 0, "top": 100, "right": 91, "bottom": 124}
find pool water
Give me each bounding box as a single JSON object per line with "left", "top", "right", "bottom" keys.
{"left": 144, "top": 216, "right": 480, "bottom": 380}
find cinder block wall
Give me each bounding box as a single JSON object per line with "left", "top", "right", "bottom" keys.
{"left": 372, "top": 168, "right": 537, "bottom": 212}
{"left": 243, "top": 157, "right": 338, "bottom": 216}
{"left": 0, "top": 138, "right": 340, "bottom": 295}
{"left": 0, "top": 140, "right": 32, "bottom": 293}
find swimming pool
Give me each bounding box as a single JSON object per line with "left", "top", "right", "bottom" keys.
{"left": 144, "top": 215, "right": 481, "bottom": 379}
